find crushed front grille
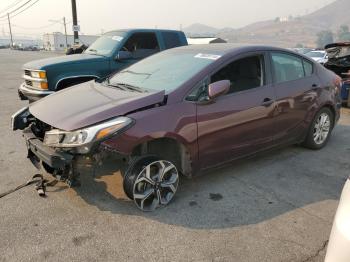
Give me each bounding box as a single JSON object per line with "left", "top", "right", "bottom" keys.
{"left": 24, "top": 70, "right": 31, "bottom": 76}
{"left": 30, "top": 119, "right": 52, "bottom": 139}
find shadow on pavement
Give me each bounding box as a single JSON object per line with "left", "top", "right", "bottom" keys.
{"left": 66, "top": 124, "right": 350, "bottom": 229}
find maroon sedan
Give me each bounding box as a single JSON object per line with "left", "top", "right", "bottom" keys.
{"left": 12, "top": 44, "right": 342, "bottom": 211}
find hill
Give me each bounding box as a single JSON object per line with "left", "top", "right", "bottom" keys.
{"left": 186, "top": 0, "right": 350, "bottom": 48}
{"left": 183, "top": 23, "right": 220, "bottom": 36}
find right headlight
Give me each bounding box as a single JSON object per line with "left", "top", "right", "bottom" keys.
{"left": 43, "top": 116, "right": 133, "bottom": 148}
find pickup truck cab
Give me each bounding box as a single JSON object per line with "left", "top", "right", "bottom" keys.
{"left": 19, "top": 28, "right": 187, "bottom": 102}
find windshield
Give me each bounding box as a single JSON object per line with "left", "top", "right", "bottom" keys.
{"left": 85, "top": 31, "right": 126, "bottom": 56}
{"left": 108, "top": 49, "right": 219, "bottom": 93}
{"left": 306, "top": 51, "right": 325, "bottom": 58}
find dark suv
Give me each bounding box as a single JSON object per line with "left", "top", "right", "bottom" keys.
{"left": 12, "top": 44, "right": 342, "bottom": 211}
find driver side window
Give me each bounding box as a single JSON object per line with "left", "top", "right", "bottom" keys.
{"left": 186, "top": 55, "right": 265, "bottom": 102}
{"left": 122, "top": 33, "right": 159, "bottom": 59}
{"left": 211, "top": 55, "right": 265, "bottom": 94}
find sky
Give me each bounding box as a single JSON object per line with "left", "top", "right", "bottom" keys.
{"left": 0, "top": 0, "right": 336, "bottom": 38}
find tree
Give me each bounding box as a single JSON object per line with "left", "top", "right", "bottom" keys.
{"left": 316, "top": 30, "right": 334, "bottom": 48}
{"left": 337, "top": 25, "right": 350, "bottom": 41}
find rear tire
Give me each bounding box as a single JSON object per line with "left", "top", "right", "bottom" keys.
{"left": 302, "top": 108, "right": 334, "bottom": 150}
{"left": 123, "top": 155, "right": 179, "bottom": 211}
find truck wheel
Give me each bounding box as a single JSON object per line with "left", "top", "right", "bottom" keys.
{"left": 123, "top": 155, "right": 179, "bottom": 211}
{"left": 302, "top": 107, "right": 334, "bottom": 150}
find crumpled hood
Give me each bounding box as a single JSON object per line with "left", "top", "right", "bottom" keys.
{"left": 23, "top": 53, "right": 107, "bottom": 70}
{"left": 29, "top": 81, "right": 165, "bottom": 131}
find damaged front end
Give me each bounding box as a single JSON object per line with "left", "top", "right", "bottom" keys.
{"left": 324, "top": 43, "right": 350, "bottom": 104}
{"left": 11, "top": 108, "right": 133, "bottom": 186}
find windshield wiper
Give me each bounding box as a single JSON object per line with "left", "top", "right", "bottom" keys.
{"left": 113, "top": 82, "right": 146, "bottom": 93}
{"left": 104, "top": 81, "right": 128, "bottom": 91}
{"left": 120, "top": 70, "right": 152, "bottom": 77}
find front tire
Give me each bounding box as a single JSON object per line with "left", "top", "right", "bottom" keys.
{"left": 123, "top": 155, "right": 179, "bottom": 211}
{"left": 303, "top": 108, "right": 334, "bottom": 150}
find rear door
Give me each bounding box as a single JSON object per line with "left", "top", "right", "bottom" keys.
{"left": 270, "top": 52, "right": 321, "bottom": 145}
{"left": 195, "top": 52, "right": 276, "bottom": 169}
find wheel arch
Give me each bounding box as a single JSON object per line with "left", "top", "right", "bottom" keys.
{"left": 131, "top": 137, "right": 193, "bottom": 178}
{"left": 55, "top": 75, "right": 99, "bottom": 91}
{"left": 319, "top": 102, "right": 337, "bottom": 127}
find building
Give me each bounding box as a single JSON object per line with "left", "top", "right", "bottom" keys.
{"left": 0, "top": 37, "right": 42, "bottom": 47}
{"left": 187, "top": 37, "right": 227, "bottom": 45}
{"left": 42, "top": 32, "right": 99, "bottom": 51}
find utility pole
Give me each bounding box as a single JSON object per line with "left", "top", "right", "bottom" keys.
{"left": 7, "top": 13, "right": 13, "bottom": 48}
{"left": 63, "top": 17, "right": 68, "bottom": 48}
{"left": 71, "top": 0, "right": 79, "bottom": 44}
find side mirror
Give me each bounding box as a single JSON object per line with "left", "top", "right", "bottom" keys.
{"left": 115, "top": 51, "right": 132, "bottom": 61}
{"left": 208, "top": 80, "right": 230, "bottom": 100}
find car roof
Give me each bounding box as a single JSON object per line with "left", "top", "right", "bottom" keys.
{"left": 174, "top": 43, "right": 297, "bottom": 56}
{"left": 105, "top": 28, "right": 183, "bottom": 34}
{"left": 325, "top": 42, "right": 350, "bottom": 49}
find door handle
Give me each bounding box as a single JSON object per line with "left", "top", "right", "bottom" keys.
{"left": 312, "top": 84, "right": 320, "bottom": 88}
{"left": 261, "top": 98, "right": 273, "bottom": 107}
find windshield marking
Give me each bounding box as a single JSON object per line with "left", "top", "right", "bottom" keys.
{"left": 112, "top": 36, "right": 124, "bottom": 41}
{"left": 194, "top": 53, "right": 222, "bottom": 60}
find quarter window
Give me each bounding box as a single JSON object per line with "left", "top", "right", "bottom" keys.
{"left": 303, "top": 59, "right": 313, "bottom": 77}
{"left": 271, "top": 52, "right": 305, "bottom": 83}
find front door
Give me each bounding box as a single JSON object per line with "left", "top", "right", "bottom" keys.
{"left": 196, "top": 53, "right": 276, "bottom": 169}
{"left": 110, "top": 32, "right": 161, "bottom": 73}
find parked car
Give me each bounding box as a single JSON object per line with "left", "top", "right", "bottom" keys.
{"left": 292, "top": 48, "right": 314, "bottom": 55}
{"left": 325, "top": 176, "right": 350, "bottom": 262}
{"left": 12, "top": 44, "right": 342, "bottom": 211}
{"left": 305, "top": 50, "right": 328, "bottom": 64}
{"left": 23, "top": 45, "right": 40, "bottom": 51}
{"left": 324, "top": 42, "right": 350, "bottom": 106}
{"left": 65, "top": 43, "right": 88, "bottom": 55}
{"left": 18, "top": 28, "right": 188, "bottom": 102}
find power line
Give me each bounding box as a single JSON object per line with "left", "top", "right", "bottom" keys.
{"left": 9, "top": 0, "right": 39, "bottom": 19}
{"left": 0, "top": 0, "right": 32, "bottom": 18}
{"left": 12, "top": 21, "right": 59, "bottom": 30}
{"left": 0, "top": 0, "right": 25, "bottom": 15}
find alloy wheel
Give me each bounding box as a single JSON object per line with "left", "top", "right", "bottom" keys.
{"left": 133, "top": 160, "right": 179, "bottom": 211}
{"left": 313, "top": 112, "right": 331, "bottom": 145}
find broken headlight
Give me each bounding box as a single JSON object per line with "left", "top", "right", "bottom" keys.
{"left": 43, "top": 117, "right": 133, "bottom": 148}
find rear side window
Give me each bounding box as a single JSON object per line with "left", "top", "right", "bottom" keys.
{"left": 162, "top": 32, "right": 181, "bottom": 49}
{"left": 303, "top": 59, "right": 313, "bottom": 77}
{"left": 271, "top": 53, "right": 305, "bottom": 83}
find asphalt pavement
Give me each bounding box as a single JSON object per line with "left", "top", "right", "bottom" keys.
{"left": 0, "top": 49, "right": 350, "bottom": 262}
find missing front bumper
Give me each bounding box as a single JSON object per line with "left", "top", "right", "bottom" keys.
{"left": 24, "top": 129, "right": 73, "bottom": 170}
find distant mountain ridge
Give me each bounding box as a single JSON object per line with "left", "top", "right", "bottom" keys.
{"left": 184, "top": 23, "right": 221, "bottom": 36}
{"left": 184, "top": 0, "right": 350, "bottom": 47}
